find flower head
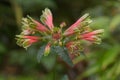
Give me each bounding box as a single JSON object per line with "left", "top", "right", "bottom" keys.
{"left": 16, "top": 8, "right": 104, "bottom": 65}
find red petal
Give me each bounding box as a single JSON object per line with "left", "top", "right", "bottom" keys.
{"left": 64, "top": 14, "right": 89, "bottom": 36}
{"left": 24, "top": 36, "right": 40, "bottom": 40}
{"left": 34, "top": 20, "right": 49, "bottom": 32}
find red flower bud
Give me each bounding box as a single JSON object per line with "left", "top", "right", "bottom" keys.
{"left": 66, "top": 41, "right": 74, "bottom": 49}
{"left": 81, "top": 29, "right": 104, "bottom": 38}
{"left": 64, "top": 14, "right": 89, "bottom": 36}
{"left": 80, "top": 29, "right": 104, "bottom": 42}
{"left": 22, "top": 39, "right": 38, "bottom": 49}
{"left": 41, "top": 8, "right": 54, "bottom": 31}
{"left": 28, "top": 39, "right": 38, "bottom": 44}
{"left": 60, "top": 22, "right": 66, "bottom": 27}
{"left": 33, "top": 20, "right": 49, "bottom": 32}
{"left": 44, "top": 43, "right": 51, "bottom": 56}
{"left": 24, "top": 36, "right": 40, "bottom": 40}
{"left": 52, "top": 33, "right": 61, "bottom": 40}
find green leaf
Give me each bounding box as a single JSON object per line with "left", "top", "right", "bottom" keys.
{"left": 41, "top": 54, "right": 56, "bottom": 71}
{"left": 105, "top": 62, "right": 118, "bottom": 79}
{"left": 54, "top": 46, "right": 73, "bottom": 67}
{"left": 27, "top": 46, "right": 38, "bottom": 55}
{"left": 0, "top": 43, "right": 6, "bottom": 53}
{"left": 110, "top": 14, "right": 120, "bottom": 31}
{"left": 90, "top": 17, "right": 110, "bottom": 38}
{"left": 86, "top": 64, "right": 100, "bottom": 74}
{"left": 80, "top": 51, "right": 87, "bottom": 57}
{"left": 90, "top": 17, "right": 109, "bottom": 29}
{"left": 115, "top": 61, "right": 120, "bottom": 76}
{"left": 101, "top": 44, "right": 120, "bottom": 69}
{"left": 61, "top": 75, "right": 69, "bottom": 80}
{"left": 37, "top": 45, "right": 46, "bottom": 62}
{"left": 77, "top": 64, "right": 100, "bottom": 80}
{"left": 73, "top": 52, "right": 92, "bottom": 64}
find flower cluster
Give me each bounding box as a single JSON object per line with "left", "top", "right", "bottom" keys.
{"left": 16, "top": 8, "right": 104, "bottom": 64}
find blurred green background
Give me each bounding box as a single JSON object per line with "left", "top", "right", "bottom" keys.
{"left": 0, "top": 0, "right": 120, "bottom": 80}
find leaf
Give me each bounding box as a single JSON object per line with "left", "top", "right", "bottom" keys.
{"left": 110, "top": 14, "right": 120, "bottom": 31}
{"left": 76, "top": 64, "right": 100, "bottom": 80}
{"left": 27, "top": 46, "right": 37, "bottom": 55}
{"left": 37, "top": 45, "right": 46, "bottom": 62}
{"left": 80, "top": 51, "right": 87, "bottom": 57}
{"left": 90, "top": 17, "right": 109, "bottom": 29}
{"left": 105, "top": 62, "right": 118, "bottom": 79}
{"left": 90, "top": 17, "right": 110, "bottom": 38}
{"left": 41, "top": 54, "right": 56, "bottom": 71}
{"left": 84, "top": 64, "right": 99, "bottom": 77}
{"left": 73, "top": 52, "right": 92, "bottom": 64}
{"left": 0, "top": 43, "right": 6, "bottom": 53}
{"left": 115, "top": 61, "right": 120, "bottom": 76}
{"left": 54, "top": 46, "right": 73, "bottom": 67}
{"left": 101, "top": 44, "right": 120, "bottom": 69}
{"left": 61, "top": 75, "right": 69, "bottom": 80}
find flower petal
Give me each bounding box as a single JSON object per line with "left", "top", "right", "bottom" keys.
{"left": 33, "top": 20, "right": 49, "bottom": 32}
{"left": 40, "top": 8, "right": 54, "bottom": 30}
{"left": 24, "top": 36, "right": 40, "bottom": 40}
{"left": 81, "top": 29, "right": 104, "bottom": 38}
{"left": 23, "top": 39, "right": 38, "bottom": 49}
{"left": 64, "top": 13, "right": 89, "bottom": 36}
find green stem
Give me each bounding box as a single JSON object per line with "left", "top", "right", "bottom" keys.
{"left": 53, "top": 54, "right": 57, "bottom": 80}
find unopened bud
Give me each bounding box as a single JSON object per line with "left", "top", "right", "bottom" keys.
{"left": 44, "top": 43, "right": 51, "bottom": 56}
{"left": 60, "top": 22, "right": 66, "bottom": 28}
